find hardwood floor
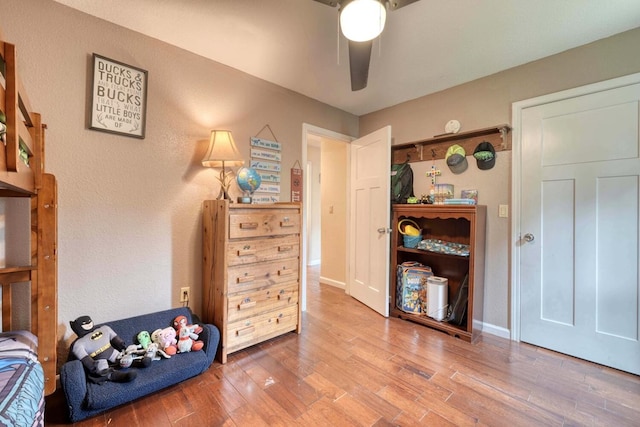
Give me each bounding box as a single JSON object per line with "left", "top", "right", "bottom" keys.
{"left": 45, "top": 266, "right": 640, "bottom": 426}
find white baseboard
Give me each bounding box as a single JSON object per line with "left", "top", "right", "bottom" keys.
{"left": 480, "top": 322, "right": 511, "bottom": 339}
{"left": 319, "top": 276, "right": 345, "bottom": 290}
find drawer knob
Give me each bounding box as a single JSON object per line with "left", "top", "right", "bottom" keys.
{"left": 238, "top": 300, "right": 257, "bottom": 310}
{"left": 240, "top": 222, "right": 259, "bottom": 229}
{"left": 278, "top": 245, "right": 293, "bottom": 252}
{"left": 278, "top": 269, "right": 294, "bottom": 276}
{"left": 237, "top": 249, "right": 257, "bottom": 256}
{"left": 277, "top": 315, "right": 292, "bottom": 324}
{"left": 236, "top": 325, "right": 255, "bottom": 336}
{"left": 277, "top": 293, "right": 292, "bottom": 302}
{"left": 237, "top": 274, "right": 256, "bottom": 283}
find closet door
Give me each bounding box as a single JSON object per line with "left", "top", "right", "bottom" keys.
{"left": 517, "top": 77, "right": 640, "bottom": 375}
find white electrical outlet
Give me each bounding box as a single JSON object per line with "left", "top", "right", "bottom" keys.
{"left": 499, "top": 204, "right": 509, "bottom": 218}
{"left": 180, "top": 287, "right": 190, "bottom": 302}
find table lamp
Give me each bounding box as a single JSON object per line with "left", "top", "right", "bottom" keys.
{"left": 201, "top": 130, "right": 244, "bottom": 200}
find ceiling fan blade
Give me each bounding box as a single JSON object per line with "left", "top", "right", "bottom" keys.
{"left": 348, "top": 40, "right": 372, "bottom": 91}
{"left": 387, "top": 0, "right": 420, "bottom": 10}
{"left": 312, "top": 0, "right": 420, "bottom": 9}
{"left": 312, "top": 0, "right": 339, "bottom": 6}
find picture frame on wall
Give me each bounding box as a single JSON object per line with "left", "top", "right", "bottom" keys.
{"left": 90, "top": 54, "right": 148, "bottom": 139}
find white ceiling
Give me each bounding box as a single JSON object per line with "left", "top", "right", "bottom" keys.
{"left": 53, "top": 0, "right": 640, "bottom": 116}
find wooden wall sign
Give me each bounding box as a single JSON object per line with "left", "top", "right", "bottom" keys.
{"left": 291, "top": 161, "right": 303, "bottom": 202}
{"left": 90, "top": 54, "right": 148, "bottom": 139}
{"left": 250, "top": 136, "right": 281, "bottom": 203}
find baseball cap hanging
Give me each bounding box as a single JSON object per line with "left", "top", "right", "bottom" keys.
{"left": 445, "top": 144, "right": 468, "bottom": 174}
{"left": 473, "top": 141, "right": 496, "bottom": 170}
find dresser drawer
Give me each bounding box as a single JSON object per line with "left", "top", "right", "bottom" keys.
{"left": 226, "top": 305, "right": 298, "bottom": 353}
{"left": 229, "top": 210, "right": 300, "bottom": 239}
{"left": 228, "top": 258, "right": 299, "bottom": 293}
{"left": 227, "top": 283, "right": 298, "bottom": 323}
{"left": 227, "top": 235, "right": 299, "bottom": 266}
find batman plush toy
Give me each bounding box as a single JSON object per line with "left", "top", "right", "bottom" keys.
{"left": 70, "top": 315, "right": 140, "bottom": 383}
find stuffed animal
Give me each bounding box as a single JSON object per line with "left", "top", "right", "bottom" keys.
{"left": 137, "top": 331, "right": 152, "bottom": 349}
{"left": 144, "top": 342, "right": 172, "bottom": 361}
{"left": 119, "top": 344, "right": 152, "bottom": 369}
{"left": 69, "top": 315, "right": 137, "bottom": 383}
{"left": 151, "top": 327, "right": 178, "bottom": 356}
{"left": 176, "top": 325, "right": 202, "bottom": 353}
{"left": 173, "top": 315, "right": 204, "bottom": 353}
{"left": 172, "top": 315, "right": 203, "bottom": 335}
{"left": 135, "top": 331, "right": 171, "bottom": 361}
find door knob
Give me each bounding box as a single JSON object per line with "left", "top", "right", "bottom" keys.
{"left": 523, "top": 233, "right": 535, "bottom": 242}
{"left": 377, "top": 227, "right": 391, "bottom": 234}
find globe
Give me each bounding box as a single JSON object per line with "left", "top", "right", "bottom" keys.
{"left": 236, "top": 167, "right": 261, "bottom": 195}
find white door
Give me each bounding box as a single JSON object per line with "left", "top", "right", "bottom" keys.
{"left": 349, "top": 126, "right": 391, "bottom": 316}
{"left": 515, "top": 76, "right": 640, "bottom": 375}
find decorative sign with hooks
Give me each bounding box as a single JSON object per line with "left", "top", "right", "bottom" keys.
{"left": 250, "top": 124, "right": 281, "bottom": 203}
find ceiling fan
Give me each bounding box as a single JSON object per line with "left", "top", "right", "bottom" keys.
{"left": 313, "top": 0, "right": 420, "bottom": 91}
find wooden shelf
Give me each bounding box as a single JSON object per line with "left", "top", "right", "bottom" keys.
{"left": 396, "top": 246, "right": 470, "bottom": 258}
{"left": 390, "top": 307, "right": 471, "bottom": 340}
{"left": 390, "top": 204, "right": 486, "bottom": 342}
{"left": 392, "top": 124, "right": 510, "bottom": 164}
{"left": 0, "top": 265, "right": 36, "bottom": 274}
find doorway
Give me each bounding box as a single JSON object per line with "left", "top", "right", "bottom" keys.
{"left": 301, "top": 124, "right": 353, "bottom": 311}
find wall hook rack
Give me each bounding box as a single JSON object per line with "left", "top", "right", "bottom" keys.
{"left": 392, "top": 124, "right": 511, "bottom": 164}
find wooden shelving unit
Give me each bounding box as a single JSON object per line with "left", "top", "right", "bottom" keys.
{"left": 0, "top": 35, "right": 58, "bottom": 395}
{"left": 390, "top": 204, "right": 486, "bottom": 342}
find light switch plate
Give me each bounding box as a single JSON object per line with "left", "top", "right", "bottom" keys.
{"left": 499, "top": 204, "right": 509, "bottom": 218}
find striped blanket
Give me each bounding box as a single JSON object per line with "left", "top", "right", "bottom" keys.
{"left": 0, "top": 331, "right": 44, "bottom": 427}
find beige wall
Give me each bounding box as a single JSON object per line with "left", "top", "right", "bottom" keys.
{"left": 320, "top": 138, "right": 348, "bottom": 287}
{"left": 0, "top": 0, "right": 358, "bottom": 349}
{"left": 306, "top": 144, "right": 321, "bottom": 265}
{"left": 360, "top": 27, "right": 640, "bottom": 332}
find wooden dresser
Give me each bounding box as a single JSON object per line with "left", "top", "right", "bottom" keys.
{"left": 202, "top": 200, "right": 302, "bottom": 363}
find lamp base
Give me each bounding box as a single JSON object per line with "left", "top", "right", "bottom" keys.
{"left": 217, "top": 186, "right": 233, "bottom": 202}
{"left": 216, "top": 166, "right": 235, "bottom": 202}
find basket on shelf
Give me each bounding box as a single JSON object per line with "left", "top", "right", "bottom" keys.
{"left": 397, "top": 218, "right": 422, "bottom": 248}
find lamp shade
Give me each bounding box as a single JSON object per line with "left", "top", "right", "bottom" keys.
{"left": 202, "top": 130, "right": 244, "bottom": 167}
{"left": 340, "top": 0, "right": 386, "bottom": 42}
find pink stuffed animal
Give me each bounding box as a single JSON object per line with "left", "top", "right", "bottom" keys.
{"left": 151, "top": 327, "right": 178, "bottom": 356}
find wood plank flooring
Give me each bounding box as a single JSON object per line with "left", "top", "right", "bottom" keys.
{"left": 45, "top": 266, "right": 640, "bottom": 426}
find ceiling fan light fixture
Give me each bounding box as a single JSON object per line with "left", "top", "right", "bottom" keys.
{"left": 340, "top": 0, "right": 386, "bottom": 42}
